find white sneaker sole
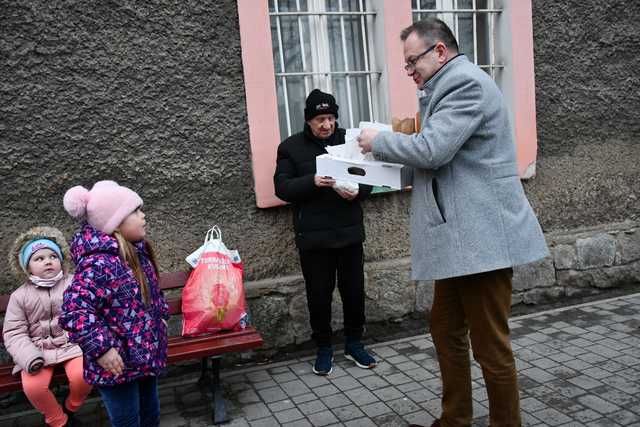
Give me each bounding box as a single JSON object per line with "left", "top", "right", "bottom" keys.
{"left": 312, "top": 358, "right": 334, "bottom": 376}
{"left": 344, "top": 353, "right": 377, "bottom": 369}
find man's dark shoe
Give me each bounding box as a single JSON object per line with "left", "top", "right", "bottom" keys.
{"left": 344, "top": 340, "right": 376, "bottom": 369}
{"left": 313, "top": 346, "right": 333, "bottom": 375}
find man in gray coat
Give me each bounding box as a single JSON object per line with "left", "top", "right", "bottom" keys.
{"left": 358, "top": 18, "right": 548, "bottom": 427}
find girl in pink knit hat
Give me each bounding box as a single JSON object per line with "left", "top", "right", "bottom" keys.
{"left": 4, "top": 226, "right": 92, "bottom": 427}
{"left": 59, "top": 181, "right": 169, "bottom": 427}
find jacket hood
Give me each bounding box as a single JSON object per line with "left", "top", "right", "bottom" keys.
{"left": 70, "top": 222, "right": 121, "bottom": 266}
{"left": 9, "top": 226, "right": 71, "bottom": 282}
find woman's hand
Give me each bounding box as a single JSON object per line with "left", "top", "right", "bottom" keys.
{"left": 97, "top": 347, "right": 125, "bottom": 376}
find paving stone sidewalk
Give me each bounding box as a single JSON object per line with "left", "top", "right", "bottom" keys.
{"left": 1, "top": 293, "right": 639, "bottom": 427}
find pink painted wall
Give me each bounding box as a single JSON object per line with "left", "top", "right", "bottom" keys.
{"left": 237, "top": 0, "right": 282, "bottom": 208}
{"left": 380, "top": 1, "right": 417, "bottom": 121}
{"left": 239, "top": 0, "right": 540, "bottom": 207}
{"left": 508, "top": 0, "right": 539, "bottom": 177}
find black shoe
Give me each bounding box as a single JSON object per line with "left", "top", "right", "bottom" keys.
{"left": 62, "top": 402, "right": 82, "bottom": 427}
{"left": 344, "top": 340, "right": 377, "bottom": 369}
{"left": 312, "top": 346, "right": 334, "bottom": 376}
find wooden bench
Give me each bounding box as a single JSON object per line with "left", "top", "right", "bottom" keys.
{"left": 0, "top": 271, "right": 263, "bottom": 424}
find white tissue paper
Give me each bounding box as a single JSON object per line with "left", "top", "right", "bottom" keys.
{"left": 325, "top": 129, "right": 367, "bottom": 161}
{"left": 319, "top": 121, "right": 397, "bottom": 191}
{"left": 324, "top": 122, "right": 394, "bottom": 194}
{"left": 358, "top": 121, "right": 394, "bottom": 133}
{"left": 325, "top": 122, "right": 392, "bottom": 161}
{"left": 333, "top": 180, "right": 360, "bottom": 194}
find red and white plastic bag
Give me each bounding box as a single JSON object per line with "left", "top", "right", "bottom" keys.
{"left": 182, "top": 226, "right": 248, "bottom": 337}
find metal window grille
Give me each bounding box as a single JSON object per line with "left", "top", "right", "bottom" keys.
{"left": 412, "top": 0, "right": 503, "bottom": 79}
{"left": 269, "top": 0, "right": 381, "bottom": 138}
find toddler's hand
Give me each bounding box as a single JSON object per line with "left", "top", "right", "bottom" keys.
{"left": 98, "top": 347, "right": 125, "bottom": 376}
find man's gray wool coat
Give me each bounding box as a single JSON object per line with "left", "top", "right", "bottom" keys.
{"left": 372, "top": 55, "right": 549, "bottom": 281}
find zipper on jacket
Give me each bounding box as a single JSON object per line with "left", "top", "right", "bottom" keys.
{"left": 297, "top": 207, "right": 303, "bottom": 236}
{"left": 48, "top": 288, "right": 53, "bottom": 339}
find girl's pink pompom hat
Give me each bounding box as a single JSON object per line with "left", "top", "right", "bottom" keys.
{"left": 63, "top": 180, "right": 143, "bottom": 234}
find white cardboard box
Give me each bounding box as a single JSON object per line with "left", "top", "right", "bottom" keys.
{"left": 316, "top": 154, "right": 403, "bottom": 189}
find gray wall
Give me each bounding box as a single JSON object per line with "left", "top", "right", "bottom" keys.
{"left": 1, "top": 0, "right": 638, "bottom": 296}
{"left": 0, "top": 0, "right": 411, "bottom": 291}
{"left": 526, "top": 0, "right": 640, "bottom": 229}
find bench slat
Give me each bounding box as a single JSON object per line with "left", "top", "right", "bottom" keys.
{"left": 0, "top": 272, "right": 263, "bottom": 396}
{"left": 167, "top": 298, "right": 182, "bottom": 315}
{"left": 0, "top": 327, "right": 263, "bottom": 393}
{"left": 160, "top": 271, "right": 190, "bottom": 291}
{"left": 0, "top": 294, "right": 10, "bottom": 313}
{"left": 0, "top": 370, "right": 69, "bottom": 394}
{"left": 1, "top": 272, "right": 190, "bottom": 338}
{"left": 168, "top": 332, "right": 263, "bottom": 363}
{"left": 0, "top": 272, "right": 189, "bottom": 315}
{"left": 168, "top": 327, "right": 259, "bottom": 345}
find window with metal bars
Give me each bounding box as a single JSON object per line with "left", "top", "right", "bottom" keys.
{"left": 269, "top": 0, "right": 381, "bottom": 138}
{"left": 412, "top": 0, "right": 503, "bottom": 79}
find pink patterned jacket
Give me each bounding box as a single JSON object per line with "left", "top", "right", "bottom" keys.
{"left": 60, "top": 223, "right": 169, "bottom": 386}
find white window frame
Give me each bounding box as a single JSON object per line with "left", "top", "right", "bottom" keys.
{"left": 269, "top": 0, "right": 384, "bottom": 136}
{"left": 412, "top": 0, "right": 504, "bottom": 79}
{"left": 238, "top": 0, "right": 539, "bottom": 207}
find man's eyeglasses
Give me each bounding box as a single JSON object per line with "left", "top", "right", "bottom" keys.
{"left": 404, "top": 44, "right": 437, "bottom": 72}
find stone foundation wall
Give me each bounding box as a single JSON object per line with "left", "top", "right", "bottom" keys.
{"left": 245, "top": 221, "right": 640, "bottom": 350}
